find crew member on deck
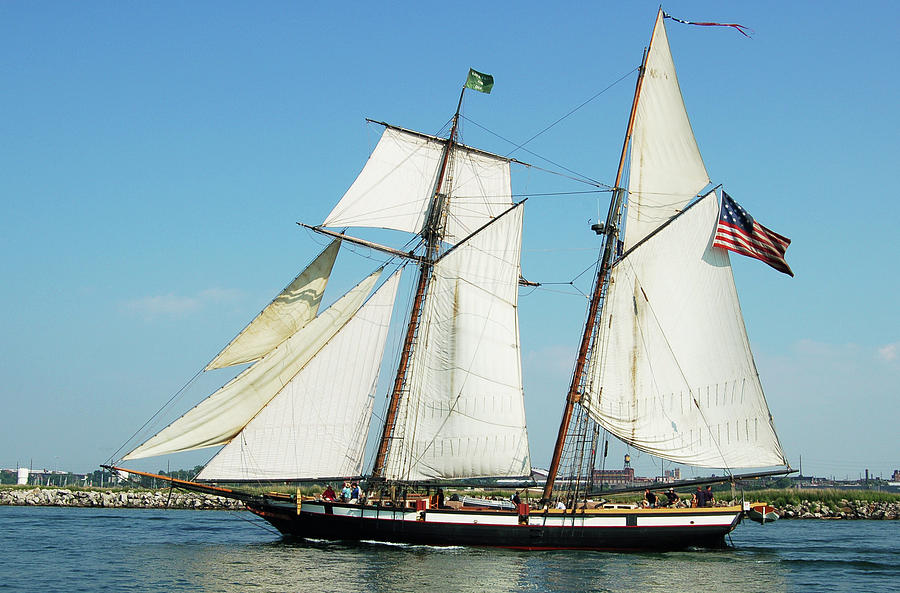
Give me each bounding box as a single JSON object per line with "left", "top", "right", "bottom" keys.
{"left": 665, "top": 488, "right": 679, "bottom": 507}
{"left": 644, "top": 489, "right": 657, "bottom": 508}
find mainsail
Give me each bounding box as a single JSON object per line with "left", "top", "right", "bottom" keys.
{"left": 583, "top": 192, "right": 786, "bottom": 468}
{"left": 123, "top": 267, "right": 381, "bottom": 460}
{"left": 577, "top": 12, "right": 786, "bottom": 471}
{"left": 382, "top": 204, "right": 531, "bottom": 481}
{"left": 197, "top": 271, "right": 401, "bottom": 481}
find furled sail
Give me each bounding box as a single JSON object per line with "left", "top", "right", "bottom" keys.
{"left": 382, "top": 204, "right": 531, "bottom": 481}
{"left": 323, "top": 126, "right": 513, "bottom": 244}
{"left": 123, "top": 269, "right": 382, "bottom": 460}
{"left": 625, "top": 12, "right": 710, "bottom": 249}
{"left": 197, "top": 270, "right": 401, "bottom": 481}
{"left": 582, "top": 192, "right": 786, "bottom": 468}
{"left": 205, "top": 240, "right": 340, "bottom": 370}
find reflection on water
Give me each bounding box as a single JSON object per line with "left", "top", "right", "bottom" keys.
{"left": 1, "top": 507, "right": 896, "bottom": 593}
{"left": 181, "top": 535, "right": 790, "bottom": 593}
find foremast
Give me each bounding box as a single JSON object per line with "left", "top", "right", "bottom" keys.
{"left": 371, "top": 88, "right": 467, "bottom": 480}
{"left": 542, "top": 27, "right": 655, "bottom": 502}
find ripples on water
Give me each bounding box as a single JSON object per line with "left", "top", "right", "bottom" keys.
{"left": 0, "top": 507, "right": 896, "bottom": 593}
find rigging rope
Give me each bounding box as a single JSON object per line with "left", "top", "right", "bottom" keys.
{"left": 106, "top": 368, "right": 204, "bottom": 464}
{"left": 514, "top": 189, "right": 611, "bottom": 198}
{"left": 505, "top": 66, "right": 640, "bottom": 155}
{"left": 460, "top": 66, "right": 639, "bottom": 189}
{"left": 462, "top": 115, "right": 609, "bottom": 189}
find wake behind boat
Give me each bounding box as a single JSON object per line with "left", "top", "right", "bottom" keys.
{"left": 108, "top": 9, "right": 794, "bottom": 551}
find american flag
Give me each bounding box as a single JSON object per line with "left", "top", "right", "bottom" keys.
{"left": 713, "top": 192, "right": 794, "bottom": 277}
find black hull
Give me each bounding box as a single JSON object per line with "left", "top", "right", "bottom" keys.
{"left": 248, "top": 500, "right": 742, "bottom": 551}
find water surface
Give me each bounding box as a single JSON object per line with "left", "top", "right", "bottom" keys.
{"left": 1, "top": 506, "right": 895, "bottom": 592}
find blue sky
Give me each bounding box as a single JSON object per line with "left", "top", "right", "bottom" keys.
{"left": 1, "top": 1, "right": 897, "bottom": 480}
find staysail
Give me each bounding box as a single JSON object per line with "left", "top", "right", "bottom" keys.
{"left": 197, "top": 271, "right": 401, "bottom": 481}
{"left": 123, "top": 269, "right": 381, "bottom": 460}
{"left": 205, "top": 239, "right": 340, "bottom": 370}
{"left": 323, "top": 126, "right": 514, "bottom": 245}
{"left": 381, "top": 204, "right": 531, "bottom": 481}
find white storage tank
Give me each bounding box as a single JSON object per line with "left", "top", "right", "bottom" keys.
{"left": 17, "top": 467, "right": 29, "bottom": 485}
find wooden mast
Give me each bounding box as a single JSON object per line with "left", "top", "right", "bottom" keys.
{"left": 542, "top": 22, "right": 659, "bottom": 500}
{"left": 372, "top": 87, "right": 466, "bottom": 480}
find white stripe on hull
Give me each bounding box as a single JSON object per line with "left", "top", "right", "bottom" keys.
{"left": 300, "top": 502, "right": 740, "bottom": 530}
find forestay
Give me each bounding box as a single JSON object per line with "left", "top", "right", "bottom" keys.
{"left": 123, "top": 269, "right": 382, "bottom": 460}
{"left": 198, "top": 271, "right": 401, "bottom": 481}
{"left": 382, "top": 205, "right": 531, "bottom": 481}
{"left": 323, "top": 126, "right": 513, "bottom": 244}
{"left": 582, "top": 192, "right": 786, "bottom": 468}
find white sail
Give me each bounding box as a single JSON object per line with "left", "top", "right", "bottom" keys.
{"left": 445, "top": 143, "right": 514, "bottom": 243}
{"left": 197, "top": 271, "right": 401, "bottom": 481}
{"left": 123, "top": 269, "right": 382, "bottom": 460}
{"left": 323, "top": 126, "right": 513, "bottom": 244}
{"left": 625, "top": 12, "right": 710, "bottom": 249}
{"left": 583, "top": 192, "right": 786, "bottom": 468}
{"left": 205, "top": 240, "right": 340, "bottom": 370}
{"left": 382, "top": 204, "right": 531, "bottom": 481}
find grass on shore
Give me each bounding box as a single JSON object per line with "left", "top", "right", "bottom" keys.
{"left": 740, "top": 488, "right": 900, "bottom": 507}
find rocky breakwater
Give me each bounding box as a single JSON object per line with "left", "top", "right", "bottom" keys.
{"left": 0, "top": 487, "right": 245, "bottom": 510}
{"left": 778, "top": 499, "right": 900, "bottom": 520}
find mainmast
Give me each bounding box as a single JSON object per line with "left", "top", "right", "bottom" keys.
{"left": 542, "top": 27, "right": 658, "bottom": 501}
{"left": 371, "top": 87, "right": 467, "bottom": 480}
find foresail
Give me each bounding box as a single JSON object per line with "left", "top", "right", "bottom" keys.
{"left": 197, "top": 271, "right": 401, "bottom": 481}
{"left": 382, "top": 204, "right": 531, "bottom": 481}
{"left": 323, "top": 126, "right": 513, "bottom": 244}
{"left": 205, "top": 239, "right": 340, "bottom": 370}
{"left": 625, "top": 11, "right": 710, "bottom": 249}
{"left": 583, "top": 192, "right": 786, "bottom": 469}
{"left": 122, "top": 269, "right": 381, "bottom": 461}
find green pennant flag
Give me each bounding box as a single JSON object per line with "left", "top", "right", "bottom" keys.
{"left": 465, "top": 68, "right": 494, "bottom": 94}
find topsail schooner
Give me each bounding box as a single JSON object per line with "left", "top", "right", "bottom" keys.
{"left": 108, "top": 9, "right": 792, "bottom": 550}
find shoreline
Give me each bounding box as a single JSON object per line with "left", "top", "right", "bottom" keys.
{"left": 2, "top": 486, "right": 898, "bottom": 519}
{"left": 0, "top": 486, "right": 244, "bottom": 510}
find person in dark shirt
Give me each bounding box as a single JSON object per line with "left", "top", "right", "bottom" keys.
{"left": 705, "top": 486, "right": 715, "bottom": 507}
{"left": 644, "top": 489, "right": 658, "bottom": 508}
{"left": 664, "top": 488, "right": 679, "bottom": 507}
{"left": 511, "top": 491, "right": 521, "bottom": 505}
{"left": 695, "top": 486, "right": 706, "bottom": 507}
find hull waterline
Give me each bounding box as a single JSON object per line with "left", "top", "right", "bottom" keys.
{"left": 248, "top": 499, "right": 743, "bottom": 551}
